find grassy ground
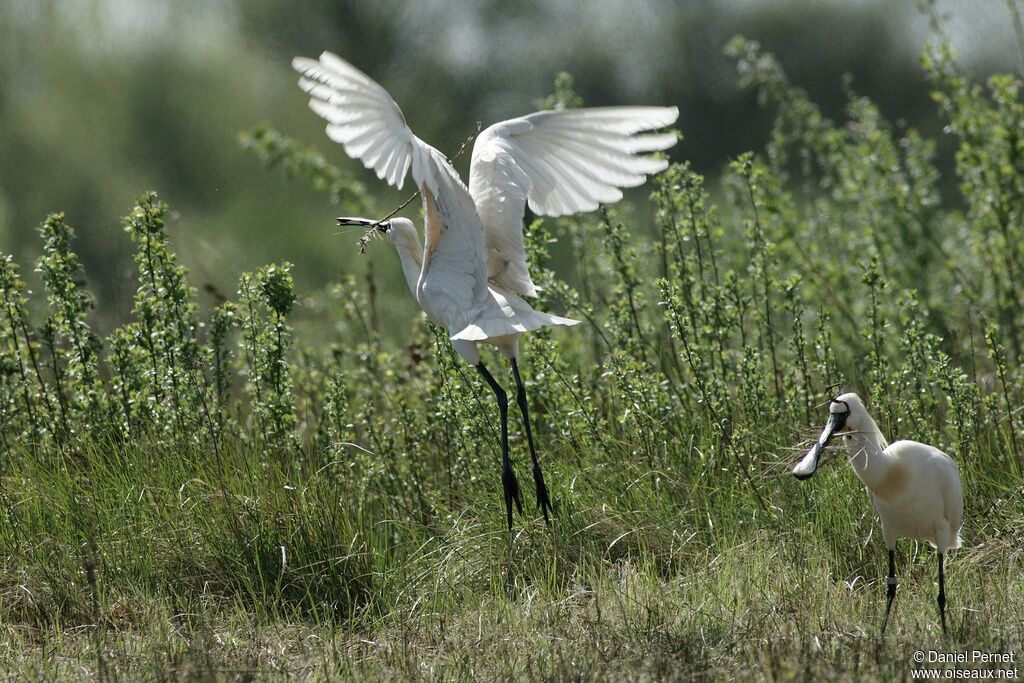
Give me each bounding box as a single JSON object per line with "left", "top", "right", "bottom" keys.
{"left": 1, "top": 430, "right": 1022, "bottom": 680}
{"left": 3, "top": 25, "right": 1024, "bottom": 682}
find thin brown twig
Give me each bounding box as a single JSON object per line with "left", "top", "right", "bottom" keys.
{"left": 355, "top": 122, "right": 484, "bottom": 253}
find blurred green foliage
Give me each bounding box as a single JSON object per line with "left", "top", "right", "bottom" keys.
{"left": 1, "top": 0, "right": 1019, "bottom": 342}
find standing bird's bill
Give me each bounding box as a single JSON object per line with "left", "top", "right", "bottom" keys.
{"left": 792, "top": 402, "right": 850, "bottom": 479}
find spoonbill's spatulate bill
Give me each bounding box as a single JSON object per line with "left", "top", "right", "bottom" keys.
{"left": 295, "top": 52, "right": 679, "bottom": 530}
{"left": 793, "top": 393, "right": 963, "bottom": 635}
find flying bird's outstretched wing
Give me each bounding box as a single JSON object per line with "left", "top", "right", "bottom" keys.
{"left": 469, "top": 107, "right": 679, "bottom": 297}
{"left": 293, "top": 52, "right": 428, "bottom": 191}
{"left": 293, "top": 52, "right": 490, "bottom": 336}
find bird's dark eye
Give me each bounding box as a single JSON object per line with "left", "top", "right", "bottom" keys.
{"left": 830, "top": 400, "right": 850, "bottom": 429}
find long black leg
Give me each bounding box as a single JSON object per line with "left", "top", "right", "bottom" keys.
{"left": 476, "top": 362, "right": 522, "bottom": 530}
{"left": 881, "top": 549, "right": 897, "bottom": 635}
{"left": 938, "top": 552, "right": 947, "bottom": 635}
{"left": 510, "top": 358, "right": 552, "bottom": 525}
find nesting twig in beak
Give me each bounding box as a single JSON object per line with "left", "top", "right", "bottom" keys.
{"left": 349, "top": 122, "right": 482, "bottom": 254}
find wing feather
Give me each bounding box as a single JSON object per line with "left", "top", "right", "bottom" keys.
{"left": 469, "top": 106, "right": 679, "bottom": 296}
{"left": 293, "top": 52, "right": 421, "bottom": 190}
{"left": 294, "top": 52, "right": 491, "bottom": 336}
{"left": 418, "top": 153, "right": 491, "bottom": 335}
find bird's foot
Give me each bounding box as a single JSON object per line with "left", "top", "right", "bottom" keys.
{"left": 502, "top": 462, "right": 523, "bottom": 530}
{"left": 881, "top": 578, "right": 897, "bottom": 636}
{"left": 532, "top": 463, "right": 553, "bottom": 525}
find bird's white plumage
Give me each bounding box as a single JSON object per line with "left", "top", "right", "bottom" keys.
{"left": 794, "top": 394, "right": 963, "bottom": 633}
{"left": 294, "top": 52, "right": 676, "bottom": 354}
{"left": 294, "top": 52, "right": 494, "bottom": 340}
{"left": 417, "top": 167, "right": 491, "bottom": 336}
{"left": 451, "top": 285, "right": 578, "bottom": 342}
{"left": 870, "top": 440, "right": 963, "bottom": 553}
{"left": 294, "top": 52, "right": 680, "bottom": 530}
{"left": 794, "top": 393, "right": 964, "bottom": 553}
{"left": 469, "top": 107, "right": 678, "bottom": 296}
{"left": 293, "top": 52, "right": 422, "bottom": 190}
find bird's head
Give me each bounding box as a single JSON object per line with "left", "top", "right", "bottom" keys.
{"left": 792, "top": 392, "right": 864, "bottom": 480}
{"left": 336, "top": 216, "right": 417, "bottom": 249}
{"left": 383, "top": 217, "right": 418, "bottom": 248}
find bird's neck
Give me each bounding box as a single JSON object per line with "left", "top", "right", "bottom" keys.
{"left": 393, "top": 241, "right": 423, "bottom": 299}
{"left": 844, "top": 413, "right": 892, "bottom": 491}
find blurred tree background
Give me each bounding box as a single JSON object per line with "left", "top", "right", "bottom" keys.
{"left": 0, "top": 0, "right": 1019, "bottom": 334}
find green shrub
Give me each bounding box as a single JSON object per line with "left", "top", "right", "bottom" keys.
{"left": 1, "top": 25, "right": 1023, "bottom": 677}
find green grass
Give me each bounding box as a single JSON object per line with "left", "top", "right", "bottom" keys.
{"left": 3, "top": 21, "right": 1024, "bottom": 682}
{"left": 1, "top": 435, "right": 1021, "bottom": 680}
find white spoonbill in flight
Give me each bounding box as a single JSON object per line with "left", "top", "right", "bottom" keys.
{"left": 293, "top": 52, "right": 678, "bottom": 530}
{"left": 792, "top": 393, "right": 963, "bottom": 635}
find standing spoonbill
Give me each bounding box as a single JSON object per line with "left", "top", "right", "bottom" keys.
{"left": 293, "top": 52, "right": 678, "bottom": 530}
{"left": 792, "top": 393, "right": 963, "bottom": 635}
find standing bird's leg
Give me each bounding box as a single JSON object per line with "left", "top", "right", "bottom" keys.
{"left": 937, "top": 552, "right": 947, "bottom": 635}
{"left": 476, "top": 362, "right": 522, "bottom": 530}
{"left": 510, "top": 358, "right": 552, "bottom": 524}
{"left": 881, "top": 548, "right": 898, "bottom": 635}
